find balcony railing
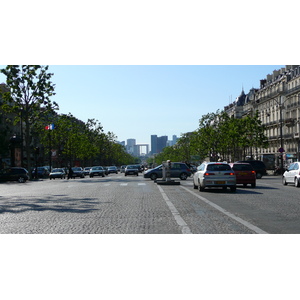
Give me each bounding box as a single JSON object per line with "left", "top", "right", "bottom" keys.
{"left": 286, "top": 85, "right": 300, "bottom": 95}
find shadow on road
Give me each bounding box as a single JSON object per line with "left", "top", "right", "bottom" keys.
{"left": 200, "top": 184, "right": 278, "bottom": 194}
{"left": 0, "top": 194, "right": 110, "bottom": 214}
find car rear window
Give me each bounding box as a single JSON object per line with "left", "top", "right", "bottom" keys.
{"left": 207, "top": 164, "right": 231, "bottom": 171}
{"left": 232, "top": 164, "right": 253, "bottom": 171}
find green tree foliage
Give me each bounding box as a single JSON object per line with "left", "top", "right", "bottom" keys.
{"left": 193, "top": 110, "right": 268, "bottom": 162}
{"left": 151, "top": 110, "right": 269, "bottom": 166}
{"left": 0, "top": 65, "right": 58, "bottom": 177}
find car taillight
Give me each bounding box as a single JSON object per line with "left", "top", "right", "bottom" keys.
{"left": 204, "top": 172, "right": 215, "bottom": 176}
{"left": 224, "top": 172, "right": 235, "bottom": 176}
{"left": 251, "top": 171, "right": 256, "bottom": 175}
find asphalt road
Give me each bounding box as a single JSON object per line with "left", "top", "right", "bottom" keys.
{"left": 0, "top": 173, "right": 299, "bottom": 234}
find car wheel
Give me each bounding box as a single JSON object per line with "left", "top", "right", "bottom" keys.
{"left": 251, "top": 182, "right": 256, "bottom": 188}
{"left": 198, "top": 180, "right": 204, "bottom": 192}
{"left": 295, "top": 177, "right": 300, "bottom": 187}
{"left": 136, "top": 173, "right": 138, "bottom": 176}
{"left": 150, "top": 173, "right": 157, "bottom": 181}
{"left": 179, "top": 173, "right": 188, "bottom": 180}
{"left": 243, "top": 184, "right": 247, "bottom": 187}
{"left": 18, "top": 177, "right": 25, "bottom": 183}
{"left": 193, "top": 182, "right": 198, "bottom": 189}
{"left": 282, "top": 176, "right": 288, "bottom": 185}
{"left": 256, "top": 172, "right": 262, "bottom": 179}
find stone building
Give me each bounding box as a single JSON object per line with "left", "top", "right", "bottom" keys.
{"left": 224, "top": 65, "right": 300, "bottom": 169}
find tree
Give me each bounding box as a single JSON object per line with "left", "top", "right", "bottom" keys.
{"left": 192, "top": 110, "right": 269, "bottom": 162}
{"left": 0, "top": 65, "right": 58, "bottom": 178}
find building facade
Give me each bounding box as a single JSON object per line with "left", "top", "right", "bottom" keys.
{"left": 224, "top": 65, "right": 300, "bottom": 169}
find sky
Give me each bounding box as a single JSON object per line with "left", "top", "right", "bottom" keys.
{"left": 0, "top": 65, "right": 285, "bottom": 146}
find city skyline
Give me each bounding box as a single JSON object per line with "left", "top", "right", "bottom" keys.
{"left": 122, "top": 134, "right": 178, "bottom": 156}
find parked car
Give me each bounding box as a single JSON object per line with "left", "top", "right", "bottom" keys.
{"left": 0, "top": 167, "right": 29, "bottom": 183}
{"left": 143, "top": 162, "right": 192, "bottom": 180}
{"left": 71, "top": 167, "right": 85, "bottom": 178}
{"left": 125, "top": 165, "right": 139, "bottom": 176}
{"left": 236, "top": 160, "right": 267, "bottom": 179}
{"left": 120, "top": 165, "right": 126, "bottom": 173}
{"left": 49, "top": 168, "right": 66, "bottom": 180}
{"left": 83, "top": 167, "right": 92, "bottom": 176}
{"left": 32, "top": 166, "right": 50, "bottom": 178}
{"left": 229, "top": 163, "right": 256, "bottom": 188}
{"left": 282, "top": 162, "right": 300, "bottom": 187}
{"left": 193, "top": 162, "right": 236, "bottom": 192}
{"left": 89, "top": 166, "right": 105, "bottom": 178}
{"left": 103, "top": 167, "right": 109, "bottom": 175}
{"left": 107, "top": 166, "right": 118, "bottom": 174}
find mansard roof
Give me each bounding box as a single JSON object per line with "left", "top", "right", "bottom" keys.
{"left": 235, "top": 89, "right": 246, "bottom": 106}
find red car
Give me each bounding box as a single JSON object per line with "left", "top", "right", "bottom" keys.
{"left": 229, "top": 163, "right": 256, "bottom": 188}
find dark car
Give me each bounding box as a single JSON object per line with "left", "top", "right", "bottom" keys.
{"left": 107, "top": 166, "right": 118, "bottom": 174}
{"left": 0, "top": 167, "right": 29, "bottom": 183}
{"left": 236, "top": 160, "right": 267, "bottom": 179}
{"left": 125, "top": 165, "right": 139, "bottom": 176}
{"left": 71, "top": 167, "right": 85, "bottom": 178}
{"left": 229, "top": 163, "right": 256, "bottom": 187}
{"left": 49, "top": 168, "right": 66, "bottom": 180}
{"left": 143, "top": 162, "right": 192, "bottom": 180}
{"left": 32, "top": 166, "right": 50, "bottom": 178}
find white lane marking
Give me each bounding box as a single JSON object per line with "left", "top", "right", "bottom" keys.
{"left": 157, "top": 185, "right": 192, "bottom": 234}
{"left": 120, "top": 183, "right": 128, "bottom": 186}
{"left": 180, "top": 185, "right": 268, "bottom": 234}
{"left": 138, "top": 183, "right": 146, "bottom": 186}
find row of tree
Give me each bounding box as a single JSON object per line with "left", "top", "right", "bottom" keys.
{"left": 148, "top": 110, "right": 268, "bottom": 165}
{"left": 0, "top": 65, "right": 136, "bottom": 177}
{"left": 1, "top": 65, "right": 269, "bottom": 176}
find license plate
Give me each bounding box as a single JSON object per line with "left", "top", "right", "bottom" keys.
{"left": 239, "top": 172, "right": 247, "bottom": 175}
{"left": 216, "top": 181, "right": 225, "bottom": 184}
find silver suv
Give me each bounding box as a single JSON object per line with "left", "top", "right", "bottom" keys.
{"left": 193, "top": 162, "right": 236, "bottom": 192}
{"left": 282, "top": 162, "right": 300, "bottom": 187}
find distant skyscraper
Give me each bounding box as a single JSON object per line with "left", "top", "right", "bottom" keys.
{"left": 126, "top": 139, "right": 136, "bottom": 154}
{"left": 151, "top": 135, "right": 158, "bottom": 154}
{"left": 157, "top": 135, "right": 168, "bottom": 153}
{"left": 172, "top": 135, "right": 178, "bottom": 145}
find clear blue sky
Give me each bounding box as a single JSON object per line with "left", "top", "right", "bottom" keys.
{"left": 0, "top": 65, "right": 284, "bottom": 146}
